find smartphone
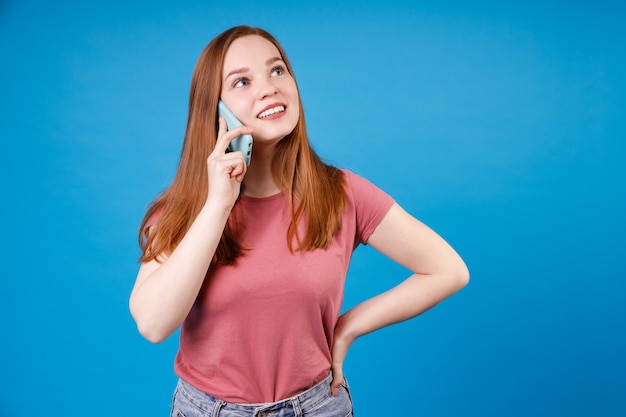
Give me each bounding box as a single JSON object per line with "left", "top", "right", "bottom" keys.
{"left": 218, "top": 100, "right": 253, "bottom": 166}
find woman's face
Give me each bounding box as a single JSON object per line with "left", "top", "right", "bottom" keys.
{"left": 220, "top": 35, "right": 300, "bottom": 146}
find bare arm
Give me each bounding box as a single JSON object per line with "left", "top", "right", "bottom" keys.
{"left": 129, "top": 120, "right": 254, "bottom": 343}
{"left": 330, "top": 202, "right": 469, "bottom": 393}
{"left": 129, "top": 203, "right": 230, "bottom": 343}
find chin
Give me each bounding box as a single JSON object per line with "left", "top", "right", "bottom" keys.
{"left": 254, "top": 132, "right": 290, "bottom": 145}
{"left": 255, "top": 124, "right": 297, "bottom": 142}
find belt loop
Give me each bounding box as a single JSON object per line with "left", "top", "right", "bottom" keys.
{"left": 212, "top": 399, "right": 225, "bottom": 416}
{"left": 291, "top": 397, "right": 303, "bottom": 417}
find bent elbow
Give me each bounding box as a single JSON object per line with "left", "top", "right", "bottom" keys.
{"left": 136, "top": 323, "right": 169, "bottom": 344}
{"left": 132, "top": 313, "right": 172, "bottom": 344}
{"left": 454, "top": 262, "right": 470, "bottom": 290}
{"left": 129, "top": 300, "right": 171, "bottom": 344}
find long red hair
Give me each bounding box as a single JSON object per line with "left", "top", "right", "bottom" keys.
{"left": 139, "top": 25, "right": 346, "bottom": 265}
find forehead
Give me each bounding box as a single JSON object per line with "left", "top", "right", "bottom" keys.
{"left": 222, "top": 35, "right": 282, "bottom": 71}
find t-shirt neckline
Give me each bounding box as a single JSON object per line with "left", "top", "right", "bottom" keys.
{"left": 240, "top": 192, "right": 285, "bottom": 204}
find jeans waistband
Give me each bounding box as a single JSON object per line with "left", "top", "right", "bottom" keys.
{"left": 176, "top": 372, "right": 336, "bottom": 416}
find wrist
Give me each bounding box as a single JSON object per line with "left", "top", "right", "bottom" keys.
{"left": 198, "top": 199, "right": 233, "bottom": 226}
{"left": 335, "top": 311, "right": 360, "bottom": 344}
{"left": 203, "top": 193, "right": 236, "bottom": 215}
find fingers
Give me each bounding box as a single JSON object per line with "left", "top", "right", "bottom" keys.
{"left": 207, "top": 151, "right": 247, "bottom": 182}
{"left": 208, "top": 117, "right": 254, "bottom": 187}
{"left": 330, "top": 364, "right": 344, "bottom": 397}
{"left": 205, "top": 152, "right": 246, "bottom": 209}
{"left": 214, "top": 117, "right": 254, "bottom": 156}
{"left": 330, "top": 315, "right": 354, "bottom": 396}
{"left": 228, "top": 153, "right": 246, "bottom": 182}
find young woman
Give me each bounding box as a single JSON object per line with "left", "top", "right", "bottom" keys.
{"left": 130, "top": 25, "right": 469, "bottom": 417}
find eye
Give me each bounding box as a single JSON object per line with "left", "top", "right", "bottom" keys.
{"left": 271, "top": 65, "right": 286, "bottom": 77}
{"left": 233, "top": 77, "right": 249, "bottom": 88}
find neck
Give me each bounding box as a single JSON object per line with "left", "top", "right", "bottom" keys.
{"left": 242, "top": 143, "right": 280, "bottom": 198}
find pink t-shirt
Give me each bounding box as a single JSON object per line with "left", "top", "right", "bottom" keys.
{"left": 173, "top": 170, "right": 394, "bottom": 403}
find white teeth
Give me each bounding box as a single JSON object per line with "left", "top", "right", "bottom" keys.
{"left": 257, "top": 106, "right": 285, "bottom": 119}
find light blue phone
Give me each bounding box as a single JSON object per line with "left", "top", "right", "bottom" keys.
{"left": 218, "top": 100, "right": 253, "bottom": 166}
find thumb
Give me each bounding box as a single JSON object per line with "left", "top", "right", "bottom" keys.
{"left": 330, "top": 364, "right": 344, "bottom": 397}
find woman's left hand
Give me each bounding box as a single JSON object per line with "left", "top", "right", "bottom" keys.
{"left": 330, "top": 314, "right": 356, "bottom": 396}
{"left": 329, "top": 202, "right": 469, "bottom": 396}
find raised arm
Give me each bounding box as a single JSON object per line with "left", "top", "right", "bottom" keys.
{"left": 330, "top": 202, "right": 469, "bottom": 394}
{"left": 129, "top": 120, "right": 254, "bottom": 344}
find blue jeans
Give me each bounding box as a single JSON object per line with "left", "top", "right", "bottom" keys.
{"left": 170, "top": 373, "right": 354, "bottom": 417}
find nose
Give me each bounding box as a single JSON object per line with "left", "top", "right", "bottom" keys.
{"left": 257, "top": 78, "right": 278, "bottom": 100}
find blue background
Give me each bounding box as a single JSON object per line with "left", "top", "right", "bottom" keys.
{"left": 1, "top": 1, "right": 624, "bottom": 416}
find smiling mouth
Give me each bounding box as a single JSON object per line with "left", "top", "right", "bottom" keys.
{"left": 257, "top": 105, "right": 285, "bottom": 119}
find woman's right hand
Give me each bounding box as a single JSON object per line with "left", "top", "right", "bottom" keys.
{"left": 206, "top": 117, "right": 254, "bottom": 210}
{"left": 130, "top": 117, "right": 255, "bottom": 343}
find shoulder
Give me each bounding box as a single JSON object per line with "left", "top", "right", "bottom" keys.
{"left": 342, "top": 169, "right": 395, "bottom": 218}
{"left": 341, "top": 169, "right": 392, "bottom": 201}
{"left": 339, "top": 169, "right": 395, "bottom": 244}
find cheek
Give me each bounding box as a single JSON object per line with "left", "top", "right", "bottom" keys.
{"left": 287, "top": 87, "right": 300, "bottom": 119}
{"left": 288, "top": 82, "right": 300, "bottom": 103}
{"left": 232, "top": 102, "right": 255, "bottom": 125}
{"left": 291, "top": 105, "right": 300, "bottom": 125}
{"left": 219, "top": 94, "right": 246, "bottom": 120}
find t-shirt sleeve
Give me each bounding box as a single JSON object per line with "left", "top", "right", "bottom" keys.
{"left": 143, "top": 208, "right": 163, "bottom": 234}
{"left": 344, "top": 170, "right": 395, "bottom": 245}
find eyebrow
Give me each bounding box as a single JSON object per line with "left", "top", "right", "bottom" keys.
{"left": 223, "top": 56, "right": 284, "bottom": 82}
